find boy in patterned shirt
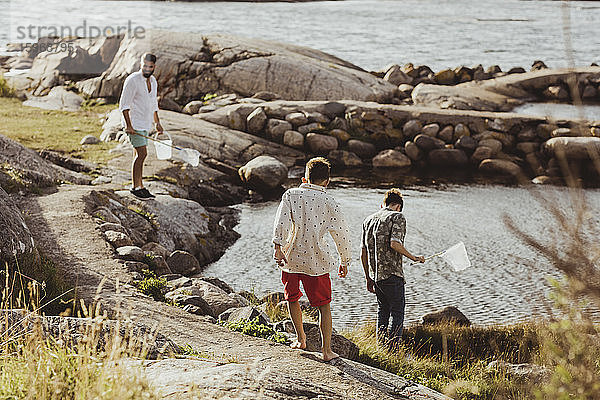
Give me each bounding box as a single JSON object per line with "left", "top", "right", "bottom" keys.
{"left": 272, "top": 157, "right": 351, "bottom": 361}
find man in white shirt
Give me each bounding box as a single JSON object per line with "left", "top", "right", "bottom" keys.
{"left": 273, "top": 157, "right": 352, "bottom": 361}
{"left": 119, "top": 53, "right": 163, "bottom": 200}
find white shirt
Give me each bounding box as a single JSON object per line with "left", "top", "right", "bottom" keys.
{"left": 272, "top": 183, "right": 352, "bottom": 276}
{"left": 119, "top": 70, "right": 159, "bottom": 132}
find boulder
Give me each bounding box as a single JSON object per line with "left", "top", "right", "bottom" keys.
{"left": 454, "top": 123, "right": 470, "bottom": 140}
{"left": 246, "top": 107, "right": 268, "bottom": 134}
{"left": 347, "top": 140, "right": 376, "bottom": 159}
{"left": 285, "top": 112, "right": 309, "bottom": 127}
{"left": 98, "top": 222, "right": 128, "bottom": 235}
{"left": 141, "top": 242, "right": 170, "bottom": 259}
{"left": 479, "top": 159, "right": 523, "bottom": 177}
{"left": 103, "top": 230, "right": 133, "bottom": 248}
{"left": 402, "top": 119, "right": 422, "bottom": 139}
{"left": 305, "top": 112, "right": 330, "bottom": 124}
{"left": 551, "top": 128, "right": 574, "bottom": 138}
{"left": 159, "top": 97, "right": 183, "bottom": 113}
{"left": 404, "top": 141, "right": 422, "bottom": 161}
{"left": 329, "top": 129, "right": 351, "bottom": 143}
{"left": 517, "top": 130, "right": 537, "bottom": 142}
{"left": 478, "top": 139, "right": 503, "bottom": 156}
{"left": 199, "top": 277, "right": 235, "bottom": 294}
{"left": 116, "top": 246, "right": 145, "bottom": 262}
{"left": 80, "top": 135, "right": 100, "bottom": 145}
{"left": 328, "top": 150, "right": 363, "bottom": 168}
{"left": 283, "top": 130, "right": 304, "bottom": 149}
{"left": 434, "top": 69, "right": 456, "bottom": 85}
{"left": 220, "top": 306, "right": 271, "bottom": 326}
{"left": 316, "top": 102, "right": 346, "bottom": 119}
{"left": 471, "top": 146, "right": 494, "bottom": 164}
{"left": 298, "top": 122, "right": 325, "bottom": 135}
{"left": 0, "top": 134, "right": 91, "bottom": 189}
{"left": 0, "top": 187, "right": 37, "bottom": 264}
{"left": 383, "top": 65, "right": 413, "bottom": 86}
{"left": 543, "top": 137, "right": 600, "bottom": 160}
{"left": 183, "top": 100, "right": 205, "bottom": 115}
{"left": 427, "top": 149, "right": 469, "bottom": 167}
{"left": 23, "top": 86, "right": 84, "bottom": 111}
{"left": 82, "top": 31, "right": 397, "bottom": 103}
{"left": 455, "top": 136, "right": 477, "bottom": 151}
{"left": 536, "top": 123, "right": 558, "bottom": 140}
{"left": 414, "top": 134, "right": 445, "bottom": 152}
{"left": 543, "top": 85, "right": 569, "bottom": 100}
{"left": 193, "top": 280, "right": 243, "bottom": 317}
{"left": 266, "top": 119, "right": 293, "bottom": 142}
{"left": 422, "top": 306, "right": 470, "bottom": 326}
{"left": 422, "top": 123, "right": 440, "bottom": 137}
{"left": 372, "top": 150, "right": 411, "bottom": 168}
{"left": 167, "top": 250, "right": 201, "bottom": 276}
{"left": 487, "top": 361, "right": 551, "bottom": 384}
{"left": 238, "top": 155, "right": 288, "bottom": 190}
{"left": 166, "top": 289, "right": 214, "bottom": 316}
{"left": 305, "top": 133, "right": 338, "bottom": 154}
{"left": 438, "top": 125, "right": 454, "bottom": 143}
{"left": 582, "top": 85, "right": 597, "bottom": 99}
{"left": 397, "top": 84, "right": 414, "bottom": 97}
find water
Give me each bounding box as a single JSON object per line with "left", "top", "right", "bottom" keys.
{"left": 513, "top": 103, "right": 600, "bottom": 121}
{"left": 204, "top": 184, "right": 600, "bottom": 329}
{"left": 1, "top": 0, "right": 599, "bottom": 71}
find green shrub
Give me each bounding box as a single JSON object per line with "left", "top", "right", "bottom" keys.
{"left": 221, "top": 317, "right": 288, "bottom": 344}
{"left": 0, "top": 74, "right": 14, "bottom": 98}
{"left": 135, "top": 269, "right": 166, "bottom": 302}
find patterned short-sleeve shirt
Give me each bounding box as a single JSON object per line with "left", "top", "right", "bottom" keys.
{"left": 361, "top": 207, "right": 406, "bottom": 282}
{"left": 272, "top": 183, "right": 352, "bottom": 276}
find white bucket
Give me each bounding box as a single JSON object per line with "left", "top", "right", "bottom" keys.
{"left": 153, "top": 131, "right": 173, "bottom": 160}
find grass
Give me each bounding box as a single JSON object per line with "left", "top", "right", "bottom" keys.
{"left": 0, "top": 74, "right": 15, "bottom": 98}
{"left": 344, "top": 322, "right": 542, "bottom": 399}
{"left": 221, "top": 316, "right": 288, "bottom": 344}
{"left": 0, "top": 264, "right": 161, "bottom": 399}
{"left": 0, "top": 97, "right": 118, "bottom": 165}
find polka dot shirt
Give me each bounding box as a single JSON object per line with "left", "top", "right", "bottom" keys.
{"left": 272, "top": 183, "right": 352, "bottom": 276}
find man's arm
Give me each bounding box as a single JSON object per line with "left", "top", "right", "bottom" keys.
{"left": 361, "top": 247, "right": 375, "bottom": 293}
{"left": 328, "top": 199, "right": 352, "bottom": 278}
{"left": 154, "top": 111, "right": 163, "bottom": 134}
{"left": 390, "top": 240, "right": 425, "bottom": 263}
{"left": 120, "top": 77, "right": 135, "bottom": 135}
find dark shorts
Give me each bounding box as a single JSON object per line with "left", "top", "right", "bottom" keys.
{"left": 281, "top": 271, "right": 331, "bottom": 307}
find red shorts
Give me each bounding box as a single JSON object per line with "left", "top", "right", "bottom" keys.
{"left": 281, "top": 271, "right": 331, "bottom": 307}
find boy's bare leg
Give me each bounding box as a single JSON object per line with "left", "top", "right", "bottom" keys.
{"left": 318, "top": 303, "right": 339, "bottom": 361}
{"left": 132, "top": 146, "right": 147, "bottom": 189}
{"left": 287, "top": 300, "right": 306, "bottom": 349}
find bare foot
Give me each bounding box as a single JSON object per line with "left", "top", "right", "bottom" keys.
{"left": 322, "top": 349, "right": 339, "bottom": 362}
{"left": 290, "top": 337, "right": 306, "bottom": 349}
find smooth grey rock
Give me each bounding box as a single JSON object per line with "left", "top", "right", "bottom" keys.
{"left": 422, "top": 306, "right": 471, "bottom": 326}
{"left": 246, "top": 107, "right": 268, "bottom": 135}
{"left": 167, "top": 250, "right": 201, "bottom": 276}
{"left": 0, "top": 187, "right": 36, "bottom": 264}
{"left": 103, "top": 230, "right": 133, "bottom": 248}
{"left": 402, "top": 119, "right": 422, "bottom": 139}
{"left": 544, "top": 137, "right": 600, "bottom": 160}
{"left": 373, "top": 150, "right": 411, "bottom": 168}
{"left": 239, "top": 155, "right": 288, "bottom": 190}
{"left": 220, "top": 306, "right": 271, "bottom": 326}
{"left": 455, "top": 136, "right": 477, "bottom": 151}
{"left": 266, "top": 119, "right": 293, "bottom": 142}
{"left": 285, "top": 112, "right": 309, "bottom": 127}
{"left": 479, "top": 159, "right": 523, "bottom": 177}
{"left": 516, "top": 142, "right": 539, "bottom": 154}
{"left": 422, "top": 123, "right": 440, "bottom": 137}
{"left": 305, "top": 133, "right": 338, "bottom": 154}
{"left": 193, "top": 280, "right": 243, "bottom": 317}
{"left": 80, "top": 135, "right": 100, "bottom": 145}
{"left": 183, "top": 100, "right": 205, "bottom": 115}
{"left": 141, "top": 242, "right": 170, "bottom": 259}
{"left": 404, "top": 141, "right": 423, "bottom": 161}
{"left": 438, "top": 125, "right": 454, "bottom": 143}
{"left": 478, "top": 139, "right": 503, "bottom": 155}
{"left": 414, "top": 134, "right": 445, "bottom": 151}
{"left": 471, "top": 146, "right": 494, "bottom": 164}
{"left": 98, "top": 222, "right": 127, "bottom": 235}
{"left": 116, "top": 246, "right": 145, "bottom": 262}
{"left": 23, "top": 86, "right": 83, "bottom": 111}
{"left": 298, "top": 122, "right": 325, "bottom": 135}
{"left": 283, "top": 130, "right": 304, "bottom": 149}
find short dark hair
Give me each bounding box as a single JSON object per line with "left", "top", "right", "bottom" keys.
{"left": 141, "top": 53, "right": 157, "bottom": 63}
{"left": 305, "top": 157, "right": 331, "bottom": 184}
{"left": 384, "top": 188, "right": 403, "bottom": 210}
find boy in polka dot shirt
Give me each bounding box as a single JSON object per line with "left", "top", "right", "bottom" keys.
{"left": 273, "top": 157, "right": 352, "bottom": 361}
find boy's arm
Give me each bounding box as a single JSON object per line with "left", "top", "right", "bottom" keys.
{"left": 272, "top": 192, "right": 292, "bottom": 265}
{"left": 390, "top": 214, "right": 424, "bottom": 262}
{"left": 390, "top": 240, "right": 424, "bottom": 263}
{"left": 328, "top": 200, "right": 352, "bottom": 275}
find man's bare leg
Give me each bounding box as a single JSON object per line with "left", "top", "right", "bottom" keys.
{"left": 287, "top": 300, "right": 306, "bottom": 349}
{"left": 132, "top": 146, "right": 147, "bottom": 188}
{"left": 318, "top": 303, "right": 338, "bottom": 361}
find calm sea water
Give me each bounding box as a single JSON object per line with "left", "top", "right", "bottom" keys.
{"left": 1, "top": 0, "right": 599, "bottom": 71}
{"left": 203, "top": 184, "right": 600, "bottom": 329}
